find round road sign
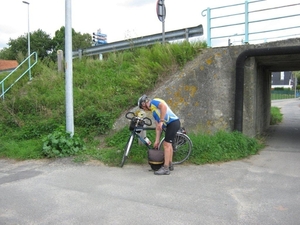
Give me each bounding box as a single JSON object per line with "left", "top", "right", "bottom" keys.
{"left": 156, "top": 0, "right": 166, "bottom": 22}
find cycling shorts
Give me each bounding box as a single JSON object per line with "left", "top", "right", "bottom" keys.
{"left": 164, "top": 120, "right": 181, "bottom": 143}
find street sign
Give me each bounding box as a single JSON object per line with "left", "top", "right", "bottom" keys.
{"left": 156, "top": 0, "right": 166, "bottom": 22}
{"left": 93, "top": 32, "right": 107, "bottom": 45}
{"left": 93, "top": 33, "right": 107, "bottom": 40}
{"left": 97, "top": 40, "right": 107, "bottom": 44}
{"left": 94, "top": 33, "right": 107, "bottom": 37}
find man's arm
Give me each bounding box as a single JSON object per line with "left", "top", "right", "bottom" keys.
{"left": 158, "top": 101, "right": 167, "bottom": 122}
{"left": 153, "top": 101, "right": 167, "bottom": 148}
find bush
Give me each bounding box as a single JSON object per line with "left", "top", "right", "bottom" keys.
{"left": 42, "top": 126, "right": 86, "bottom": 158}
{"left": 273, "top": 87, "right": 284, "bottom": 91}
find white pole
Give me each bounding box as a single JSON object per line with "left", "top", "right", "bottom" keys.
{"left": 65, "top": 0, "right": 74, "bottom": 136}
{"left": 22, "top": 1, "right": 31, "bottom": 80}
{"left": 162, "top": 0, "right": 165, "bottom": 44}
{"left": 295, "top": 76, "right": 297, "bottom": 98}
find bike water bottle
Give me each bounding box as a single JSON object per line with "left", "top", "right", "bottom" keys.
{"left": 144, "top": 137, "right": 151, "bottom": 145}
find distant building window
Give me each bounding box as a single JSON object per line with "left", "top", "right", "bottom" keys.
{"left": 280, "top": 71, "right": 284, "bottom": 80}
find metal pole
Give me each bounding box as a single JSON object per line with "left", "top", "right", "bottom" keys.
{"left": 295, "top": 76, "right": 297, "bottom": 98}
{"left": 185, "top": 28, "right": 188, "bottom": 41}
{"left": 65, "top": 0, "right": 74, "bottom": 136}
{"left": 22, "top": 1, "right": 31, "bottom": 80}
{"left": 162, "top": 0, "right": 165, "bottom": 44}
{"left": 206, "top": 8, "right": 211, "bottom": 47}
{"left": 244, "top": 0, "right": 249, "bottom": 44}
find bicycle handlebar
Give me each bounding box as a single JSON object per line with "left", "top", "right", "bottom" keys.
{"left": 125, "top": 112, "right": 152, "bottom": 126}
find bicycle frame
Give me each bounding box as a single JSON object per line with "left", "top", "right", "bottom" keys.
{"left": 120, "top": 112, "right": 155, "bottom": 167}
{"left": 121, "top": 111, "right": 192, "bottom": 167}
{"left": 132, "top": 126, "right": 156, "bottom": 148}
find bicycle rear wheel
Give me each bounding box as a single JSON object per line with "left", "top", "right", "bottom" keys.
{"left": 120, "top": 134, "right": 134, "bottom": 167}
{"left": 158, "top": 132, "right": 192, "bottom": 165}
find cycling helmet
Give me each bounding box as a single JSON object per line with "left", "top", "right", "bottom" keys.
{"left": 138, "top": 95, "right": 148, "bottom": 109}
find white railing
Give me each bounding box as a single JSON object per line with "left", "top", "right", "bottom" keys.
{"left": 202, "top": 1, "right": 300, "bottom": 47}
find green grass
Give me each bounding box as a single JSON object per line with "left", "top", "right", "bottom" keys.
{"left": 188, "top": 131, "right": 263, "bottom": 164}
{"left": 270, "top": 106, "right": 283, "bottom": 125}
{"left": 72, "top": 129, "right": 264, "bottom": 167}
{"left": 0, "top": 40, "right": 266, "bottom": 165}
{"left": 0, "top": 138, "right": 43, "bottom": 160}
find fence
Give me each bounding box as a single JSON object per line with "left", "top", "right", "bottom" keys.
{"left": 201, "top": 0, "right": 300, "bottom": 47}
{"left": 0, "top": 52, "right": 38, "bottom": 100}
{"left": 271, "top": 89, "right": 300, "bottom": 100}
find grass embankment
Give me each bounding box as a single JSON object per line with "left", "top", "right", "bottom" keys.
{"left": 0, "top": 41, "right": 274, "bottom": 165}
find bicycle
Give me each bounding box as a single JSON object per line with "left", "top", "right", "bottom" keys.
{"left": 120, "top": 111, "right": 193, "bottom": 168}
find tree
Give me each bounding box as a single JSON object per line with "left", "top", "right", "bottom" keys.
{"left": 0, "top": 47, "right": 15, "bottom": 60}
{"left": 293, "top": 71, "right": 300, "bottom": 79}
{"left": 7, "top": 35, "right": 28, "bottom": 60}
{"left": 30, "top": 29, "right": 53, "bottom": 60}
{"left": 52, "top": 26, "right": 67, "bottom": 55}
{"left": 52, "top": 26, "right": 92, "bottom": 55}
{"left": 0, "top": 30, "right": 53, "bottom": 61}
{"left": 292, "top": 71, "right": 300, "bottom": 87}
{"left": 73, "top": 32, "right": 93, "bottom": 50}
{"left": 0, "top": 27, "right": 92, "bottom": 61}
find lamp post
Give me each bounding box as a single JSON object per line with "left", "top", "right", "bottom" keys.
{"left": 22, "top": 1, "right": 31, "bottom": 80}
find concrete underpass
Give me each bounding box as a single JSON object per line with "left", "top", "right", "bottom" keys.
{"left": 114, "top": 38, "right": 300, "bottom": 138}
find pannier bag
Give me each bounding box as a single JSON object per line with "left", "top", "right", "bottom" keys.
{"left": 148, "top": 149, "right": 164, "bottom": 171}
{"left": 129, "top": 118, "right": 144, "bottom": 132}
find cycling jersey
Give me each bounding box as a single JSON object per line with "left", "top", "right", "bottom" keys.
{"left": 149, "top": 98, "right": 179, "bottom": 127}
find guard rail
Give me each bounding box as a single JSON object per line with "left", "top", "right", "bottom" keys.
{"left": 73, "top": 24, "right": 203, "bottom": 59}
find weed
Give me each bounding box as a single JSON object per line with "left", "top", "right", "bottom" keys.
{"left": 42, "top": 126, "right": 86, "bottom": 158}
{"left": 270, "top": 107, "right": 283, "bottom": 125}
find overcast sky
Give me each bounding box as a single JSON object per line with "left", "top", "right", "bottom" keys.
{"left": 0, "top": 0, "right": 299, "bottom": 50}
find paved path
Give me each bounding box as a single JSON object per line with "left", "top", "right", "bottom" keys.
{"left": 0, "top": 99, "right": 300, "bottom": 225}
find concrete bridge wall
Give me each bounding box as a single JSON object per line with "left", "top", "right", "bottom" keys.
{"left": 114, "top": 38, "right": 300, "bottom": 137}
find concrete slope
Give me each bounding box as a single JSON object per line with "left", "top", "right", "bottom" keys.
{"left": 113, "top": 46, "right": 239, "bottom": 134}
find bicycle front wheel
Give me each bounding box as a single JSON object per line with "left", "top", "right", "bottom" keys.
{"left": 120, "top": 134, "right": 134, "bottom": 167}
{"left": 158, "top": 132, "right": 192, "bottom": 165}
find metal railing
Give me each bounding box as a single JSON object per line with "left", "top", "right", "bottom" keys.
{"left": 73, "top": 24, "right": 203, "bottom": 58}
{"left": 0, "top": 52, "right": 38, "bottom": 100}
{"left": 271, "top": 89, "right": 300, "bottom": 100}
{"left": 202, "top": 1, "right": 300, "bottom": 47}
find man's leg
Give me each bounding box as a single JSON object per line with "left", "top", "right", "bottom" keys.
{"left": 163, "top": 141, "right": 172, "bottom": 167}
{"left": 154, "top": 120, "right": 180, "bottom": 175}
{"left": 169, "top": 142, "right": 174, "bottom": 171}
{"left": 154, "top": 141, "right": 172, "bottom": 175}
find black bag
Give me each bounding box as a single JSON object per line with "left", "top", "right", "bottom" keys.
{"left": 129, "top": 118, "right": 144, "bottom": 132}
{"left": 129, "top": 120, "right": 136, "bottom": 131}
{"left": 147, "top": 149, "right": 164, "bottom": 171}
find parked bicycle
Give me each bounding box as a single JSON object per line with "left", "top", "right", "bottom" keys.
{"left": 120, "top": 111, "right": 193, "bottom": 167}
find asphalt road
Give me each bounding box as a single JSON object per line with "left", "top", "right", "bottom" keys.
{"left": 0, "top": 99, "right": 300, "bottom": 225}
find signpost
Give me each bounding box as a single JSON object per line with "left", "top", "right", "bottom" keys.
{"left": 93, "top": 29, "right": 107, "bottom": 45}
{"left": 92, "top": 29, "right": 107, "bottom": 60}
{"left": 156, "top": 0, "right": 166, "bottom": 44}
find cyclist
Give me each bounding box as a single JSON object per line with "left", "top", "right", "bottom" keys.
{"left": 138, "top": 95, "right": 180, "bottom": 175}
